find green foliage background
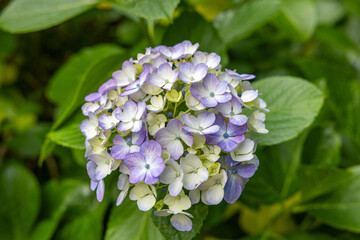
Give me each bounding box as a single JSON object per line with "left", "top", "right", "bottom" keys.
{"left": 0, "top": 0, "right": 359, "bottom": 239}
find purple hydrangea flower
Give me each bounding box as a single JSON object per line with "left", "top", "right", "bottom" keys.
{"left": 219, "top": 69, "right": 255, "bottom": 88}
{"left": 85, "top": 79, "right": 118, "bottom": 102}
{"left": 112, "top": 60, "right": 136, "bottom": 87}
{"left": 158, "top": 45, "right": 185, "bottom": 60}
{"left": 124, "top": 140, "right": 165, "bottom": 185}
{"left": 98, "top": 107, "right": 122, "bottom": 130}
{"left": 222, "top": 155, "right": 259, "bottom": 204}
{"left": 178, "top": 62, "right": 208, "bottom": 84}
{"left": 121, "top": 67, "right": 150, "bottom": 96}
{"left": 116, "top": 100, "right": 146, "bottom": 132}
{"left": 110, "top": 126, "right": 146, "bottom": 160}
{"left": 181, "top": 112, "right": 219, "bottom": 135}
{"left": 148, "top": 63, "right": 179, "bottom": 91}
{"left": 190, "top": 73, "right": 231, "bottom": 107}
{"left": 192, "top": 51, "right": 221, "bottom": 69}
{"left": 155, "top": 119, "right": 193, "bottom": 160}
{"left": 206, "top": 114, "right": 246, "bottom": 152}
{"left": 216, "top": 97, "right": 248, "bottom": 126}
{"left": 177, "top": 40, "right": 199, "bottom": 57}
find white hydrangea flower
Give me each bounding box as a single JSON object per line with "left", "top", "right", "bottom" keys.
{"left": 147, "top": 95, "right": 166, "bottom": 112}
{"left": 129, "top": 182, "right": 157, "bottom": 211}
{"left": 116, "top": 174, "right": 130, "bottom": 206}
{"left": 160, "top": 159, "right": 184, "bottom": 196}
{"left": 80, "top": 112, "right": 99, "bottom": 140}
{"left": 230, "top": 138, "right": 256, "bottom": 162}
{"left": 154, "top": 210, "right": 193, "bottom": 232}
{"left": 163, "top": 190, "right": 191, "bottom": 214}
{"left": 202, "top": 144, "right": 221, "bottom": 162}
{"left": 185, "top": 92, "right": 206, "bottom": 110}
{"left": 180, "top": 154, "right": 209, "bottom": 190}
{"left": 146, "top": 112, "right": 167, "bottom": 136}
{"left": 248, "top": 110, "right": 269, "bottom": 133}
{"left": 199, "top": 170, "right": 227, "bottom": 205}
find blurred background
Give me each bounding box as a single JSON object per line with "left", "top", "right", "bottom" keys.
{"left": 0, "top": 0, "right": 360, "bottom": 239}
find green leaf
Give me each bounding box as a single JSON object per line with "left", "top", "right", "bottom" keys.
{"left": 152, "top": 203, "right": 208, "bottom": 240}
{"left": 163, "top": 11, "right": 225, "bottom": 54}
{"left": 273, "top": 0, "right": 317, "bottom": 41}
{"left": 302, "top": 126, "right": 342, "bottom": 167}
{"left": 113, "top": 0, "right": 180, "bottom": 20}
{"left": 298, "top": 165, "right": 360, "bottom": 232}
{"left": 0, "top": 0, "right": 99, "bottom": 33}
{"left": 298, "top": 165, "right": 353, "bottom": 202}
{"left": 214, "top": 0, "right": 281, "bottom": 44}
{"left": 105, "top": 199, "right": 164, "bottom": 240}
{"left": 315, "top": 0, "right": 346, "bottom": 26}
{"left": 47, "top": 44, "right": 123, "bottom": 108}
{"left": 48, "top": 44, "right": 125, "bottom": 130}
{"left": 30, "top": 180, "right": 96, "bottom": 240}
{"left": 252, "top": 76, "right": 324, "bottom": 146}
{"left": 316, "top": 26, "right": 360, "bottom": 53}
{"left": 54, "top": 197, "right": 108, "bottom": 240}
{"left": 0, "top": 162, "right": 40, "bottom": 240}
{"left": 48, "top": 123, "right": 85, "bottom": 150}
{"left": 243, "top": 134, "right": 306, "bottom": 205}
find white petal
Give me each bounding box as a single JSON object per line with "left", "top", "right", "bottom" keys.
{"left": 137, "top": 195, "right": 156, "bottom": 211}
{"left": 205, "top": 185, "right": 224, "bottom": 205}
{"left": 189, "top": 189, "right": 200, "bottom": 204}
{"left": 170, "top": 214, "right": 192, "bottom": 232}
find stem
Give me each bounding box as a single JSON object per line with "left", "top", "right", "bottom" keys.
{"left": 147, "top": 19, "right": 155, "bottom": 46}
{"left": 173, "top": 101, "right": 178, "bottom": 117}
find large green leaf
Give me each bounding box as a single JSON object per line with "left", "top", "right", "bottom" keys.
{"left": 298, "top": 165, "right": 360, "bottom": 232}
{"left": 48, "top": 123, "right": 85, "bottom": 150}
{"left": 298, "top": 165, "right": 353, "bottom": 202}
{"left": 0, "top": 0, "right": 99, "bottom": 33}
{"left": 113, "top": 0, "right": 180, "bottom": 20}
{"left": 47, "top": 44, "right": 123, "bottom": 111}
{"left": 302, "top": 125, "right": 341, "bottom": 167}
{"left": 273, "top": 0, "right": 317, "bottom": 41}
{"left": 214, "top": 0, "right": 281, "bottom": 44}
{"left": 243, "top": 134, "right": 306, "bottom": 205}
{"left": 252, "top": 76, "right": 324, "bottom": 146}
{"left": 105, "top": 199, "right": 164, "bottom": 240}
{"left": 49, "top": 44, "right": 125, "bottom": 130}
{"left": 0, "top": 163, "right": 40, "bottom": 240}
{"left": 152, "top": 203, "right": 208, "bottom": 240}
{"left": 30, "top": 180, "right": 99, "bottom": 240}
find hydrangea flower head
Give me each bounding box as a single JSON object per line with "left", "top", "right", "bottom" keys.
{"left": 80, "top": 40, "right": 268, "bottom": 232}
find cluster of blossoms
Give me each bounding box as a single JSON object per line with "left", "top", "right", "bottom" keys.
{"left": 80, "top": 41, "right": 268, "bottom": 232}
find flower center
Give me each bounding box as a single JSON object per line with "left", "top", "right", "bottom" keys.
{"left": 168, "top": 112, "right": 173, "bottom": 118}
{"left": 164, "top": 79, "right": 169, "bottom": 84}
{"left": 127, "top": 140, "right": 132, "bottom": 146}
{"left": 176, "top": 172, "right": 181, "bottom": 177}
{"left": 232, "top": 169, "right": 237, "bottom": 174}
{"left": 209, "top": 92, "right": 215, "bottom": 97}
{"left": 215, "top": 179, "right": 221, "bottom": 185}
{"left": 145, "top": 163, "right": 150, "bottom": 169}
{"left": 132, "top": 117, "right": 136, "bottom": 121}
{"left": 230, "top": 111, "right": 234, "bottom": 116}
{"left": 108, "top": 109, "right": 113, "bottom": 113}
{"left": 175, "top": 136, "right": 180, "bottom": 140}
{"left": 237, "top": 92, "right": 242, "bottom": 97}
{"left": 198, "top": 126, "right": 203, "bottom": 131}
{"left": 156, "top": 120, "right": 161, "bottom": 125}
{"left": 192, "top": 168, "right": 198, "bottom": 174}
{"left": 223, "top": 132, "right": 229, "bottom": 138}
{"left": 136, "top": 83, "right": 140, "bottom": 87}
